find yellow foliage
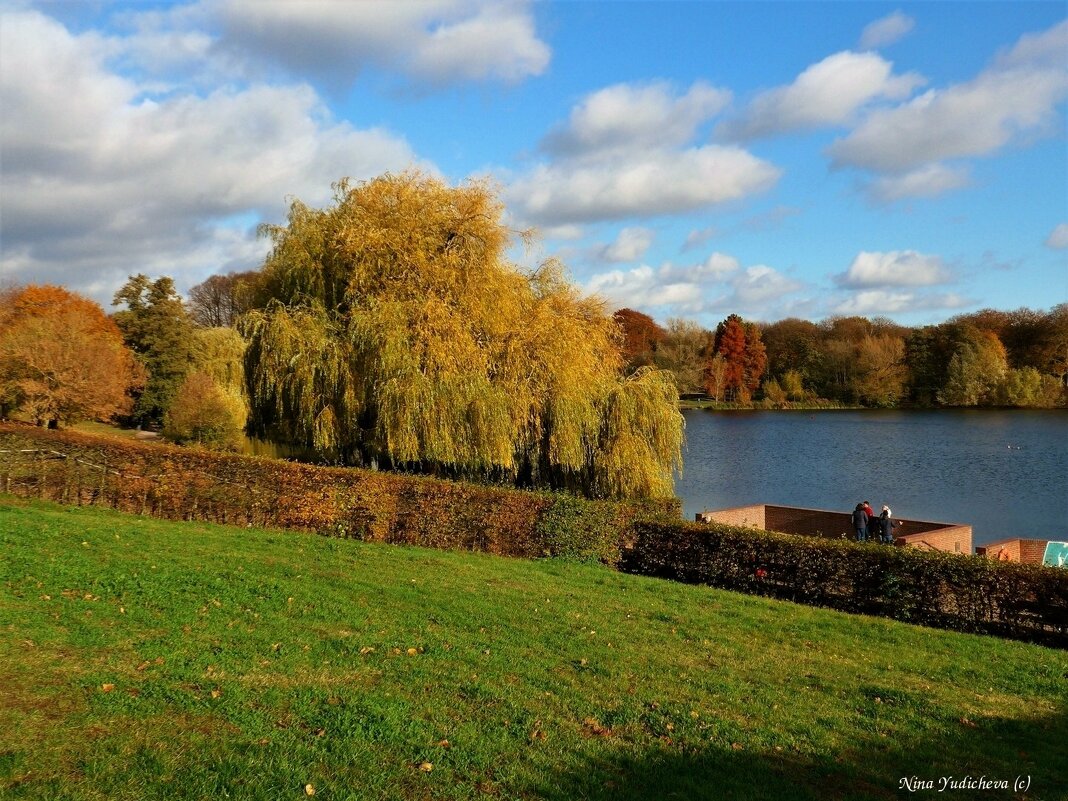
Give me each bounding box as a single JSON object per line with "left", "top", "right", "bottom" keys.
{"left": 242, "top": 172, "right": 682, "bottom": 498}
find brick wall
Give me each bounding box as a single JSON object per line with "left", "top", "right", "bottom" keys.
{"left": 765, "top": 506, "right": 853, "bottom": 539}
{"left": 697, "top": 504, "right": 765, "bottom": 528}
{"left": 697, "top": 504, "right": 974, "bottom": 554}
{"left": 976, "top": 538, "right": 1049, "bottom": 565}
{"left": 899, "top": 525, "right": 973, "bottom": 555}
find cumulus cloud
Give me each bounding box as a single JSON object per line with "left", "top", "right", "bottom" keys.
{"left": 835, "top": 251, "right": 951, "bottom": 288}
{"left": 1046, "top": 222, "right": 1068, "bottom": 249}
{"left": 859, "top": 11, "right": 915, "bottom": 50}
{"left": 0, "top": 9, "right": 426, "bottom": 300}
{"left": 828, "top": 19, "right": 1068, "bottom": 199}
{"left": 835, "top": 290, "right": 970, "bottom": 315}
{"left": 508, "top": 146, "right": 780, "bottom": 225}
{"left": 717, "top": 51, "right": 923, "bottom": 140}
{"left": 509, "top": 78, "right": 777, "bottom": 226}
{"left": 866, "top": 164, "right": 972, "bottom": 202}
{"left": 682, "top": 226, "right": 719, "bottom": 251}
{"left": 542, "top": 81, "right": 730, "bottom": 156}
{"left": 207, "top": 0, "right": 549, "bottom": 88}
{"left": 583, "top": 252, "right": 801, "bottom": 318}
{"left": 597, "top": 227, "right": 655, "bottom": 262}
{"left": 996, "top": 18, "right": 1068, "bottom": 70}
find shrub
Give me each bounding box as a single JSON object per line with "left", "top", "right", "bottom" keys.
{"left": 622, "top": 519, "right": 1068, "bottom": 647}
{"left": 163, "top": 372, "right": 245, "bottom": 450}
{"left": 0, "top": 423, "right": 674, "bottom": 564}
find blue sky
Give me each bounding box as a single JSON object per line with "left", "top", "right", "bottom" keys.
{"left": 1, "top": 1, "right": 1065, "bottom": 328}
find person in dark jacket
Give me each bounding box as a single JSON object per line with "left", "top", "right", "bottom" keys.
{"left": 852, "top": 503, "right": 869, "bottom": 542}
{"left": 878, "top": 505, "right": 900, "bottom": 544}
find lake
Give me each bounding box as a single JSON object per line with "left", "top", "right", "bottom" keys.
{"left": 675, "top": 409, "right": 1068, "bottom": 547}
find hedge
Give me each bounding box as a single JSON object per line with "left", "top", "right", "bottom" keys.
{"left": 0, "top": 423, "right": 678, "bottom": 565}
{"left": 622, "top": 519, "right": 1068, "bottom": 648}
{"left": 3, "top": 423, "right": 1065, "bottom": 647}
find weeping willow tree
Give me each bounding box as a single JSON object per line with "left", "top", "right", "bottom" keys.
{"left": 241, "top": 172, "right": 683, "bottom": 499}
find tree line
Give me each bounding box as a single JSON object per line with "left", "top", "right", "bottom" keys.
{"left": 1, "top": 173, "right": 1062, "bottom": 506}
{"left": 614, "top": 306, "right": 1067, "bottom": 409}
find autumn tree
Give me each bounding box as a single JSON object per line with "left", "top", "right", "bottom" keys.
{"left": 744, "top": 324, "right": 767, "bottom": 396}
{"left": 761, "top": 318, "right": 822, "bottom": 385}
{"left": 938, "top": 327, "right": 1008, "bottom": 406}
{"left": 852, "top": 334, "right": 908, "bottom": 407}
{"left": 613, "top": 308, "right": 666, "bottom": 372}
{"left": 241, "top": 173, "right": 682, "bottom": 499}
{"left": 710, "top": 315, "right": 746, "bottom": 400}
{"left": 654, "top": 318, "right": 712, "bottom": 395}
{"left": 707, "top": 314, "right": 765, "bottom": 402}
{"left": 163, "top": 371, "right": 245, "bottom": 449}
{"left": 187, "top": 271, "right": 262, "bottom": 328}
{"left": 113, "top": 275, "right": 196, "bottom": 426}
{"left": 0, "top": 285, "right": 142, "bottom": 427}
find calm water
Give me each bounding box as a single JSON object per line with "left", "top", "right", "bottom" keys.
{"left": 675, "top": 409, "right": 1068, "bottom": 547}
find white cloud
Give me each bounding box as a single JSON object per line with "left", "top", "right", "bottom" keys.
{"left": 542, "top": 81, "right": 730, "bottom": 156}
{"left": 835, "top": 251, "right": 950, "bottom": 288}
{"left": 859, "top": 11, "right": 915, "bottom": 50}
{"left": 717, "top": 51, "right": 924, "bottom": 140}
{"left": 508, "top": 146, "right": 780, "bottom": 225}
{"left": 731, "top": 265, "right": 803, "bottom": 305}
{"left": 597, "top": 227, "right": 655, "bottom": 262}
{"left": 996, "top": 18, "right": 1068, "bottom": 70}
{"left": 0, "top": 10, "right": 426, "bottom": 301}
{"left": 867, "top": 163, "right": 972, "bottom": 202}
{"left": 583, "top": 253, "right": 800, "bottom": 318}
{"left": 835, "top": 290, "right": 970, "bottom": 315}
{"left": 829, "top": 70, "right": 1068, "bottom": 173}
{"left": 828, "top": 20, "right": 1068, "bottom": 191}
{"left": 210, "top": 0, "right": 550, "bottom": 87}
{"left": 682, "top": 226, "right": 719, "bottom": 251}
{"left": 1046, "top": 222, "right": 1068, "bottom": 249}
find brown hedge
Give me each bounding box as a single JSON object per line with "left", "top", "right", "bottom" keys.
{"left": 0, "top": 423, "right": 678, "bottom": 564}
{"left": 622, "top": 519, "right": 1068, "bottom": 648}
{"left": 3, "top": 423, "right": 1065, "bottom": 647}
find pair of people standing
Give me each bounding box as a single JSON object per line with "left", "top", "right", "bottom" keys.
{"left": 852, "top": 501, "right": 899, "bottom": 543}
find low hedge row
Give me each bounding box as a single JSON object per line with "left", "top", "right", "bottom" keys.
{"left": 622, "top": 520, "right": 1068, "bottom": 647}
{"left": 0, "top": 424, "right": 678, "bottom": 565}
{"left": 3, "top": 423, "right": 1065, "bottom": 647}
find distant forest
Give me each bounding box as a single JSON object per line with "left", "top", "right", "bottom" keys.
{"left": 187, "top": 270, "right": 1066, "bottom": 409}
{"left": 612, "top": 306, "right": 1067, "bottom": 409}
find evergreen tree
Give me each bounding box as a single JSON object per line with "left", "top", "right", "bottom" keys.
{"left": 112, "top": 275, "right": 196, "bottom": 426}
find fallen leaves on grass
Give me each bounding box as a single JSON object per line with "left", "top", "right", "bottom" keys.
{"left": 100, "top": 683, "right": 115, "bottom": 693}
{"left": 418, "top": 762, "right": 433, "bottom": 773}
{"left": 304, "top": 783, "right": 315, "bottom": 796}
{"left": 581, "top": 718, "right": 612, "bottom": 737}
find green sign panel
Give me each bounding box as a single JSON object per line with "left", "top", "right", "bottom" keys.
{"left": 1043, "top": 541, "right": 1068, "bottom": 569}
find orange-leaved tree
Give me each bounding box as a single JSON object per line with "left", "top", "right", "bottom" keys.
{"left": 0, "top": 285, "right": 143, "bottom": 427}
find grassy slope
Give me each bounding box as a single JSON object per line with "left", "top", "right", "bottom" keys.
{"left": 0, "top": 498, "right": 1065, "bottom": 801}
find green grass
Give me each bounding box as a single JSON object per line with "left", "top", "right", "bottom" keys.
{"left": 1, "top": 497, "right": 1065, "bottom": 801}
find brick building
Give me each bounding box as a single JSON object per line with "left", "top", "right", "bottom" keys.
{"left": 696, "top": 504, "right": 973, "bottom": 555}
{"left": 974, "top": 538, "right": 1049, "bottom": 565}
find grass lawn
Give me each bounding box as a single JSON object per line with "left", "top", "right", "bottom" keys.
{"left": 1, "top": 497, "right": 1065, "bottom": 800}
